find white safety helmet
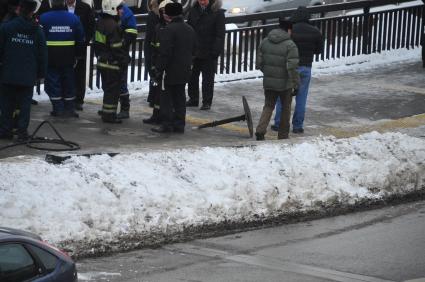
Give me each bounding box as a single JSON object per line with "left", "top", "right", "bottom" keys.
{"left": 102, "top": 0, "right": 122, "bottom": 15}
{"left": 158, "top": 0, "right": 173, "bottom": 10}
{"left": 32, "top": 0, "right": 41, "bottom": 12}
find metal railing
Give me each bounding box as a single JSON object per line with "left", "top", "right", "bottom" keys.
{"left": 85, "top": 0, "right": 424, "bottom": 89}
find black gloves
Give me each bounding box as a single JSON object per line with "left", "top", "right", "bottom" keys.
{"left": 292, "top": 88, "right": 299, "bottom": 96}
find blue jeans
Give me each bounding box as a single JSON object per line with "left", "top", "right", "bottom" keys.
{"left": 274, "top": 66, "right": 312, "bottom": 129}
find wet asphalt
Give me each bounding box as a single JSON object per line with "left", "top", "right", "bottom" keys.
{"left": 0, "top": 61, "right": 424, "bottom": 159}
{"left": 77, "top": 201, "right": 425, "bottom": 282}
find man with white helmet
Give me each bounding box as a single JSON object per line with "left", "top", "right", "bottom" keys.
{"left": 94, "top": 0, "right": 128, "bottom": 123}
{"left": 143, "top": 0, "right": 172, "bottom": 125}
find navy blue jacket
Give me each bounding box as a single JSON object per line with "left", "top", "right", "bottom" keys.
{"left": 40, "top": 8, "right": 84, "bottom": 67}
{"left": 119, "top": 4, "right": 137, "bottom": 50}
{"left": 0, "top": 16, "right": 47, "bottom": 86}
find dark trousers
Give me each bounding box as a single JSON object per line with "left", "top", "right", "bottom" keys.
{"left": 119, "top": 66, "right": 130, "bottom": 111}
{"left": 100, "top": 68, "right": 121, "bottom": 119}
{"left": 0, "top": 84, "right": 33, "bottom": 135}
{"left": 422, "top": 43, "right": 425, "bottom": 67}
{"left": 45, "top": 66, "right": 76, "bottom": 113}
{"left": 188, "top": 57, "right": 216, "bottom": 106}
{"left": 74, "top": 48, "right": 87, "bottom": 105}
{"left": 256, "top": 89, "right": 292, "bottom": 139}
{"left": 160, "top": 84, "right": 186, "bottom": 130}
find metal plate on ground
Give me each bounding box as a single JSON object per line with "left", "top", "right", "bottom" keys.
{"left": 242, "top": 96, "right": 254, "bottom": 138}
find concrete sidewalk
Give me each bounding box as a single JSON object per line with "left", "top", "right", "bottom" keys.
{"left": 0, "top": 61, "right": 424, "bottom": 159}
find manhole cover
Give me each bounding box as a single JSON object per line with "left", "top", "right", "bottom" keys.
{"left": 105, "top": 128, "right": 147, "bottom": 137}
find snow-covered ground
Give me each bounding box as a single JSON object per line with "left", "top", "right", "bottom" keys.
{"left": 0, "top": 132, "right": 424, "bottom": 256}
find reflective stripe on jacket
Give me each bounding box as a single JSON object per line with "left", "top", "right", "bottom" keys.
{"left": 40, "top": 9, "right": 84, "bottom": 67}
{"left": 94, "top": 14, "right": 127, "bottom": 71}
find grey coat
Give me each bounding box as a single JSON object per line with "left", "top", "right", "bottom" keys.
{"left": 256, "top": 28, "right": 299, "bottom": 91}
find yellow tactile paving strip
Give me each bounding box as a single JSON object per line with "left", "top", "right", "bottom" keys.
{"left": 371, "top": 83, "right": 425, "bottom": 96}
{"left": 87, "top": 96, "right": 425, "bottom": 139}
{"left": 322, "top": 113, "right": 425, "bottom": 138}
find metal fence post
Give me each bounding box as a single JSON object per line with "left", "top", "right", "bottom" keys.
{"left": 362, "top": 3, "right": 371, "bottom": 54}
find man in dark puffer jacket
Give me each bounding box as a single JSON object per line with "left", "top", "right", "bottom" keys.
{"left": 255, "top": 17, "right": 299, "bottom": 141}
{"left": 273, "top": 6, "right": 323, "bottom": 134}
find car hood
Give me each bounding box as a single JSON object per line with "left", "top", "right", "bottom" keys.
{"left": 222, "top": 0, "right": 261, "bottom": 13}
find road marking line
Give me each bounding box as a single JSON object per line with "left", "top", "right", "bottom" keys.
{"left": 166, "top": 244, "right": 395, "bottom": 282}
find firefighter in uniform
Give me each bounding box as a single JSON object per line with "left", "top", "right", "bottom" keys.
{"left": 143, "top": 0, "right": 171, "bottom": 125}
{"left": 94, "top": 0, "right": 128, "bottom": 123}
{"left": 115, "top": 0, "right": 136, "bottom": 119}
{"left": 39, "top": 0, "right": 84, "bottom": 118}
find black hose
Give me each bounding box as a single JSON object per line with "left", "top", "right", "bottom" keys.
{"left": 0, "top": 120, "right": 80, "bottom": 152}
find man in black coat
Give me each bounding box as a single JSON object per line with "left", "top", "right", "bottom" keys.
{"left": 186, "top": 0, "right": 224, "bottom": 110}
{"left": 37, "top": 0, "right": 95, "bottom": 111}
{"left": 151, "top": 2, "right": 195, "bottom": 133}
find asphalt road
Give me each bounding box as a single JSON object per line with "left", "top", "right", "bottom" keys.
{"left": 77, "top": 200, "right": 425, "bottom": 282}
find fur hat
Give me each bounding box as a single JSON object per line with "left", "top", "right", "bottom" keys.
{"left": 7, "top": 0, "right": 20, "bottom": 7}
{"left": 278, "top": 16, "right": 293, "bottom": 30}
{"left": 164, "top": 1, "right": 182, "bottom": 17}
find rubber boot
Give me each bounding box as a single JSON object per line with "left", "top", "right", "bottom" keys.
{"left": 102, "top": 112, "right": 122, "bottom": 124}
{"left": 118, "top": 95, "right": 130, "bottom": 119}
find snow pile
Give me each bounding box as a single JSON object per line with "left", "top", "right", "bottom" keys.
{"left": 0, "top": 132, "right": 424, "bottom": 252}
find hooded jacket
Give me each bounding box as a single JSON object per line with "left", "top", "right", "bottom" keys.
{"left": 290, "top": 6, "right": 323, "bottom": 67}
{"left": 256, "top": 28, "right": 299, "bottom": 91}
{"left": 187, "top": 0, "right": 225, "bottom": 59}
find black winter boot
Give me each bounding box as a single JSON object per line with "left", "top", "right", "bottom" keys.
{"left": 143, "top": 109, "right": 161, "bottom": 124}
{"left": 255, "top": 132, "right": 265, "bottom": 141}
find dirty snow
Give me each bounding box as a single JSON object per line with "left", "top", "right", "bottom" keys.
{"left": 0, "top": 132, "right": 424, "bottom": 249}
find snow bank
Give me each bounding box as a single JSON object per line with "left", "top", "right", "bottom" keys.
{"left": 0, "top": 132, "right": 424, "bottom": 255}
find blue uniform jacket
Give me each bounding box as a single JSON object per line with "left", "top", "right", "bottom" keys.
{"left": 119, "top": 4, "right": 137, "bottom": 50}
{"left": 40, "top": 9, "right": 85, "bottom": 67}
{"left": 0, "top": 16, "right": 47, "bottom": 87}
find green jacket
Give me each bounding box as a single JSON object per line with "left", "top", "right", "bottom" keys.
{"left": 256, "top": 28, "right": 299, "bottom": 91}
